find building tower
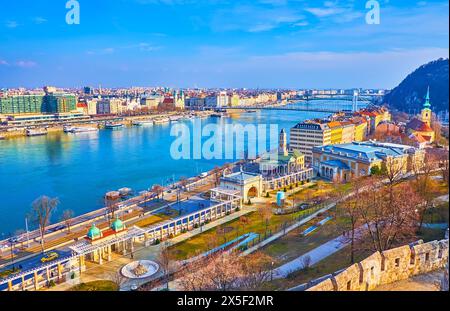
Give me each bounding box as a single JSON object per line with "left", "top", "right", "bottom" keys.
{"left": 421, "top": 86, "right": 432, "bottom": 127}
{"left": 279, "top": 129, "right": 288, "bottom": 156}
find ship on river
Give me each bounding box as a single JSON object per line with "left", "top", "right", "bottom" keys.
{"left": 132, "top": 120, "right": 153, "bottom": 126}
{"left": 26, "top": 128, "right": 48, "bottom": 137}
{"left": 105, "top": 122, "right": 124, "bottom": 129}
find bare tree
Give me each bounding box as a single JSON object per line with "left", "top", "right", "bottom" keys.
{"left": 151, "top": 184, "right": 164, "bottom": 201}
{"left": 28, "top": 196, "right": 59, "bottom": 253}
{"left": 258, "top": 203, "right": 273, "bottom": 238}
{"left": 431, "top": 113, "right": 442, "bottom": 144}
{"left": 335, "top": 178, "right": 367, "bottom": 264}
{"left": 60, "top": 209, "right": 74, "bottom": 234}
{"left": 178, "top": 253, "right": 242, "bottom": 291}
{"left": 382, "top": 156, "right": 405, "bottom": 195}
{"left": 105, "top": 197, "right": 119, "bottom": 225}
{"left": 356, "top": 180, "right": 421, "bottom": 252}
{"left": 178, "top": 176, "right": 189, "bottom": 191}
{"left": 212, "top": 166, "right": 223, "bottom": 187}
{"left": 239, "top": 216, "right": 250, "bottom": 237}
{"left": 108, "top": 270, "right": 127, "bottom": 290}
{"left": 412, "top": 154, "right": 440, "bottom": 230}
{"left": 238, "top": 252, "right": 275, "bottom": 290}
{"left": 158, "top": 241, "right": 175, "bottom": 290}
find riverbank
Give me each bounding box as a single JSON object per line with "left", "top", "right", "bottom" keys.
{"left": 0, "top": 110, "right": 215, "bottom": 140}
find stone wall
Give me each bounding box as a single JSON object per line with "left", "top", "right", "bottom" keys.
{"left": 306, "top": 239, "right": 449, "bottom": 291}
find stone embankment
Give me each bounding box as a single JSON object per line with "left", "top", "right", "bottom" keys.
{"left": 300, "top": 239, "right": 448, "bottom": 291}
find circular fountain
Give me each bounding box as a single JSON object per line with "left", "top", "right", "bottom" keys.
{"left": 121, "top": 260, "right": 160, "bottom": 279}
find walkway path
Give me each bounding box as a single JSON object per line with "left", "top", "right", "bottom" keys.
{"left": 273, "top": 235, "right": 348, "bottom": 279}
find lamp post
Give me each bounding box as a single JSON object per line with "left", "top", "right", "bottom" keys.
{"left": 271, "top": 261, "right": 274, "bottom": 282}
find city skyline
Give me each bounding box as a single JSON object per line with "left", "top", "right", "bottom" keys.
{"left": 0, "top": 0, "right": 449, "bottom": 89}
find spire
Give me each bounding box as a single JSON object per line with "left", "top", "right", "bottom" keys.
{"left": 424, "top": 86, "right": 431, "bottom": 109}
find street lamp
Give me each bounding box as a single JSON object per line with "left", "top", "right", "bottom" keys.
{"left": 271, "top": 261, "right": 274, "bottom": 281}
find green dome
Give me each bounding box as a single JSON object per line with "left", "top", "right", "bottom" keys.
{"left": 87, "top": 224, "right": 101, "bottom": 239}
{"left": 111, "top": 218, "right": 124, "bottom": 232}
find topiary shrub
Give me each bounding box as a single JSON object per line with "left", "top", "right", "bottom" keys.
{"left": 154, "top": 238, "right": 161, "bottom": 245}
{"left": 194, "top": 223, "right": 199, "bottom": 229}
{"left": 266, "top": 192, "right": 270, "bottom": 198}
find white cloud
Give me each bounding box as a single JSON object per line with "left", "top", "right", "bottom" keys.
{"left": 0, "top": 60, "right": 9, "bottom": 66}
{"left": 16, "top": 61, "right": 37, "bottom": 68}
{"left": 33, "top": 17, "right": 48, "bottom": 24}
{"left": 5, "top": 20, "right": 19, "bottom": 28}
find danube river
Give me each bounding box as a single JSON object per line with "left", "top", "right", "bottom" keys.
{"left": 0, "top": 101, "right": 360, "bottom": 234}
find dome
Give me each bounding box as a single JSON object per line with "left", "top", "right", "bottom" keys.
{"left": 87, "top": 224, "right": 102, "bottom": 240}
{"left": 111, "top": 217, "right": 125, "bottom": 232}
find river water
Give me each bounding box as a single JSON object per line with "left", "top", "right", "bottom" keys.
{"left": 0, "top": 101, "right": 358, "bottom": 234}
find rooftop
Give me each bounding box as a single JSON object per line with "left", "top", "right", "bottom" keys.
{"left": 313, "top": 141, "right": 416, "bottom": 162}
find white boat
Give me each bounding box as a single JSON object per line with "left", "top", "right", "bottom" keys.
{"left": 105, "top": 122, "right": 124, "bottom": 129}
{"left": 169, "top": 116, "right": 183, "bottom": 122}
{"left": 26, "top": 128, "right": 47, "bottom": 136}
{"left": 153, "top": 117, "right": 170, "bottom": 125}
{"left": 133, "top": 120, "right": 153, "bottom": 126}
{"left": 71, "top": 127, "right": 98, "bottom": 133}
{"left": 63, "top": 126, "right": 74, "bottom": 133}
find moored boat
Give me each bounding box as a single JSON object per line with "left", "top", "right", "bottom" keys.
{"left": 132, "top": 120, "right": 153, "bottom": 126}
{"left": 105, "top": 122, "right": 124, "bottom": 129}
{"left": 26, "top": 128, "right": 47, "bottom": 137}
{"left": 153, "top": 117, "right": 170, "bottom": 125}
{"left": 63, "top": 125, "right": 74, "bottom": 133}
{"left": 71, "top": 127, "right": 99, "bottom": 133}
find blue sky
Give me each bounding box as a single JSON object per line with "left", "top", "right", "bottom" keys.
{"left": 0, "top": 0, "right": 448, "bottom": 89}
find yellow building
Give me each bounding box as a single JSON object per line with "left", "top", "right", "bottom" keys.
{"left": 328, "top": 121, "right": 343, "bottom": 145}
{"left": 352, "top": 118, "right": 368, "bottom": 142}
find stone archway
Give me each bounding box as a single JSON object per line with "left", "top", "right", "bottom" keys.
{"left": 247, "top": 186, "right": 258, "bottom": 199}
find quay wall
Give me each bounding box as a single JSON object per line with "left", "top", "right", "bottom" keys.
{"left": 304, "top": 239, "right": 448, "bottom": 291}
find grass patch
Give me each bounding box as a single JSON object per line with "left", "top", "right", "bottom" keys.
{"left": 68, "top": 280, "right": 119, "bottom": 291}
{"left": 424, "top": 202, "right": 449, "bottom": 224}
{"left": 417, "top": 227, "right": 447, "bottom": 242}
{"left": 169, "top": 207, "right": 322, "bottom": 261}
{"left": 261, "top": 216, "right": 341, "bottom": 265}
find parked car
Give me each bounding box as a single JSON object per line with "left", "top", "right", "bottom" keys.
{"left": 41, "top": 252, "right": 59, "bottom": 263}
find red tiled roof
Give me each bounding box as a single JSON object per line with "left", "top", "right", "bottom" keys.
{"left": 163, "top": 98, "right": 174, "bottom": 104}
{"left": 407, "top": 118, "right": 433, "bottom": 132}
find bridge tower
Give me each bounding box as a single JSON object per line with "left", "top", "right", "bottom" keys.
{"left": 352, "top": 90, "right": 359, "bottom": 112}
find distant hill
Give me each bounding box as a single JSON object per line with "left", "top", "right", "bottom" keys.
{"left": 384, "top": 58, "right": 449, "bottom": 113}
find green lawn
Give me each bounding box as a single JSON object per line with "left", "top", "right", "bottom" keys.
{"left": 424, "top": 202, "right": 449, "bottom": 224}
{"left": 261, "top": 214, "right": 342, "bottom": 265}
{"left": 263, "top": 245, "right": 372, "bottom": 290}
{"left": 169, "top": 206, "right": 325, "bottom": 261}
{"left": 68, "top": 280, "right": 119, "bottom": 291}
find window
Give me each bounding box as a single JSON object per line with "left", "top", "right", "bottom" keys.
{"left": 347, "top": 281, "right": 352, "bottom": 290}
{"left": 371, "top": 267, "right": 375, "bottom": 278}
{"left": 395, "top": 258, "right": 400, "bottom": 267}
{"left": 425, "top": 253, "right": 430, "bottom": 261}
